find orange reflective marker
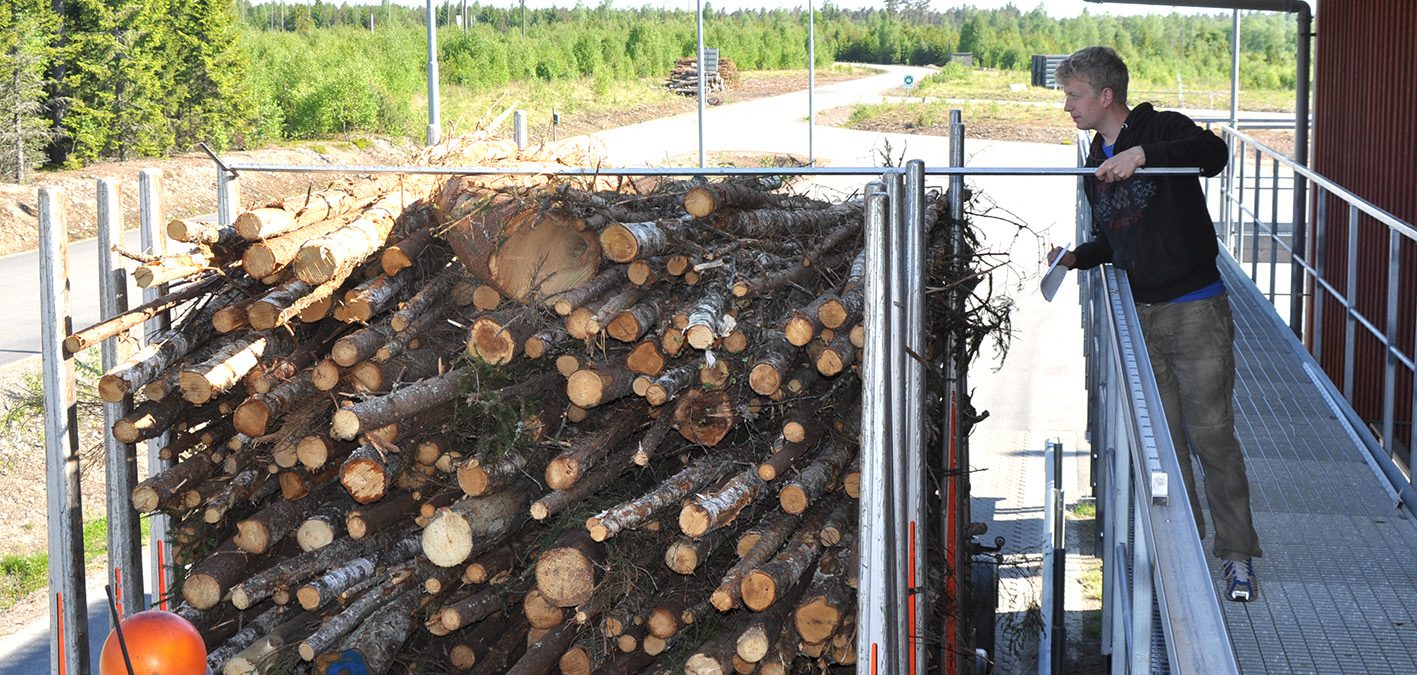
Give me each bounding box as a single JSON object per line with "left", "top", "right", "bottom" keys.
{"left": 99, "top": 610, "right": 206, "bottom": 675}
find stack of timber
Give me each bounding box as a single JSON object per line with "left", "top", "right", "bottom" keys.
{"left": 666, "top": 56, "right": 739, "bottom": 96}
{"left": 83, "top": 126, "right": 1004, "bottom": 674}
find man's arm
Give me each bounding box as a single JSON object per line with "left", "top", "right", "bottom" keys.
{"left": 1137, "top": 112, "right": 1229, "bottom": 177}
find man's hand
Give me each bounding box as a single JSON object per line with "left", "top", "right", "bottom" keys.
{"left": 1048, "top": 246, "right": 1076, "bottom": 269}
{"left": 1095, "top": 146, "right": 1146, "bottom": 182}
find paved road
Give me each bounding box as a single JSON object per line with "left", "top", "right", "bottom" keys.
{"left": 2, "top": 63, "right": 1093, "bottom": 673}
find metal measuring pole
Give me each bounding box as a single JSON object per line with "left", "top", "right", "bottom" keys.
{"left": 884, "top": 169, "right": 913, "bottom": 675}
{"left": 139, "top": 169, "right": 174, "bottom": 609}
{"left": 39, "top": 188, "right": 89, "bottom": 675}
{"left": 696, "top": 0, "right": 705, "bottom": 169}
{"left": 426, "top": 0, "right": 442, "bottom": 146}
{"left": 904, "top": 159, "right": 929, "bottom": 673}
{"left": 99, "top": 180, "right": 144, "bottom": 619}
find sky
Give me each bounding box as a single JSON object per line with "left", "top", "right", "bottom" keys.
{"left": 334, "top": 0, "right": 1221, "bottom": 18}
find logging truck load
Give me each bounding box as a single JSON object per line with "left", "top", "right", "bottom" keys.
{"left": 84, "top": 112, "right": 999, "bottom": 673}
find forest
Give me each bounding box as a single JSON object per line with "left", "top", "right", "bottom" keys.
{"left": 0, "top": 0, "right": 1299, "bottom": 181}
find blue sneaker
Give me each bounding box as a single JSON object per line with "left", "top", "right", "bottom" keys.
{"left": 1223, "top": 558, "right": 1257, "bottom": 602}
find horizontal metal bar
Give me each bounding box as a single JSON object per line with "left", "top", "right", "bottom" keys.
{"left": 221, "top": 162, "right": 1204, "bottom": 178}
{"left": 1224, "top": 127, "right": 1417, "bottom": 239}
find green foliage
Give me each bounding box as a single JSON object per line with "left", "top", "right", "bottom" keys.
{"left": 0, "top": 0, "right": 59, "bottom": 182}
{"left": 0, "top": 551, "right": 47, "bottom": 611}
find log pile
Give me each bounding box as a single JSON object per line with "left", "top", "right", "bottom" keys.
{"left": 81, "top": 124, "right": 1004, "bottom": 674}
{"left": 666, "top": 56, "right": 739, "bottom": 96}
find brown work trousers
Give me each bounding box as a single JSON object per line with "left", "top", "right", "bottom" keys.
{"left": 1136, "top": 292, "right": 1263, "bottom": 562}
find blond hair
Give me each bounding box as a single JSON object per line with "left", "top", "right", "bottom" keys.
{"left": 1055, "top": 46, "right": 1129, "bottom": 105}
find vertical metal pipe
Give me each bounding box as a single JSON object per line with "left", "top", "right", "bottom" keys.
{"left": 98, "top": 180, "right": 144, "bottom": 618}
{"left": 1289, "top": 4, "right": 1311, "bottom": 339}
{"left": 139, "top": 169, "right": 174, "bottom": 609}
{"left": 1383, "top": 230, "right": 1400, "bottom": 455}
{"left": 884, "top": 169, "right": 911, "bottom": 675}
{"left": 904, "top": 159, "right": 928, "bottom": 673}
{"left": 426, "top": 0, "right": 441, "bottom": 146}
{"left": 949, "top": 110, "right": 964, "bottom": 221}
{"left": 1344, "top": 204, "right": 1358, "bottom": 403}
{"left": 1230, "top": 10, "right": 1240, "bottom": 128}
{"left": 514, "top": 110, "right": 528, "bottom": 151}
{"left": 1312, "top": 188, "right": 1328, "bottom": 357}
{"left": 808, "top": 0, "right": 815, "bottom": 165}
{"left": 1250, "top": 147, "right": 1260, "bottom": 280}
{"left": 1269, "top": 155, "right": 1279, "bottom": 302}
{"left": 39, "top": 187, "right": 89, "bottom": 675}
{"left": 857, "top": 189, "right": 897, "bottom": 675}
{"left": 696, "top": 0, "right": 706, "bottom": 169}
{"left": 947, "top": 109, "right": 968, "bottom": 675}
{"left": 217, "top": 165, "right": 239, "bottom": 227}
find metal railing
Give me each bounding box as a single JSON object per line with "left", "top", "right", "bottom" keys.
{"left": 1074, "top": 133, "right": 1241, "bottom": 674}
{"left": 1209, "top": 125, "right": 1417, "bottom": 503}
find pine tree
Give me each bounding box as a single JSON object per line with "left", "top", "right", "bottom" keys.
{"left": 0, "top": 0, "right": 60, "bottom": 182}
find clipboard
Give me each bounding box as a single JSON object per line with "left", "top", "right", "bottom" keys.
{"left": 1041, "top": 243, "right": 1071, "bottom": 302}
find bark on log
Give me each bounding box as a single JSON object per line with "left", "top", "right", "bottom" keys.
{"left": 741, "top": 507, "right": 830, "bottom": 612}
{"left": 390, "top": 263, "right": 462, "bottom": 332}
{"left": 683, "top": 618, "right": 745, "bottom": 675}
{"left": 234, "top": 488, "right": 326, "bottom": 554}
{"left": 134, "top": 250, "right": 217, "bottom": 289}
{"left": 606, "top": 285, "right": 673, "bottom": 343}
{"left": 331, "top": 323, "right": 394, "bottom": 367}
{"left": 343, "top": 272, "right": 410, "bottom": 323}
{"left": 531, "top": 451, "right": 631, "bottom": 521}
{"left": 241, "top": 213, "right": 359, "bottom": 279}
{"left": 598, "top": 218, "right": 687, "bottom": 263}
{"left": 65, "top": 276, "right": 222, "bottom": 355}
{"left": 737, "top": 570, "right": 809, "bottom": 663}
{"left": 436, "top": 180, "right": 602, "bottom": 303}
{"left": 295, "top": 534, "right": 421, "bottom": 610}
{"left": 233, "top": 371, "right": 317, "bottom": 437}
{"left": 749, "top": 328, "right": 798, "bottom": 397}
{"left": 679, "top": 466, "right": 766, "bottom": 539}
{"left": 710, "top": 509, "right": 803, "bottom": 612}
{"left": 449, "top": 613, "right": 510, "bottom": 670}
{"left": 229, "top": 533, "right": 367, "bottom": 610}
{"left": 534, "top": 529, "right": 603, "bottom": 607}
{"left": 296, "top": 495, "right": 355, "bottom": 552}
{"left": 114, "top": 396, "right": 191, "bottom": 445}
{"left": 331, "top": 367, "right": 463, "bottom": 440}
{"left": 816, "top": 331, "right": 857, "bottom": 377}
{"left": 817, "top": 499, "right": 856, "bottom": 548}
{"left": 466, "top": 541, "right": 517, "bottom": 585}
{"left": 169, "top": 218, "right": 242, "bottom": 247}
{"left": 565, "top": 360, "right": 636, "bottom": 409}
{"left": 467, "top": 309, "right": 537, "bottom": 365}
{"left": 312, "top": 578, "right": 421, "bottom": 674}
{"left": 381, "top": 226, "right": 435, "bottom": 276}
{"left": 179, "top": 331, "right": 295, "bottom": 404}
{"left": 684, "top": 283, "right": 730, "bottom": 350}
{"left": 204, "top": 603, "right": 292, "bottom": 672}
{"left": 504, "top": 619, "right": 578, "bottom": 675}
{"left": 549, "top": 264, "right": 622, "bottom": 317}
{"left": 248, "top": 273, "right": 357, "bottom": 332}
{"left": 184, "top": 539, "right": 262, "bottom": 610}
{"left": 98, "top": 282, "right": 251, "bottom": 402}
{"left": 204, "top": 467, "right": 270, "bottom": 525}
{"left": 422, "top": 488, "right": 531, "bottom": 568}
{"left": 758, "top": 435, "right": 817, "bottom": 483}
{"left": 709, "top": 203, "right": 861, "bottom": 238}
{"left": 644, "top": 362, "right": 695, "bottom": 408}
{"left": 235, "top": 178, "right": 394, "bottom": 241}
{"left": 664, "top": 525, "right": 736, "bottom": 576}
{"left": 544, "top": 407, "right": 644, "bottom": 491}
{"left": 589, "top": 455, "right": 733, "bottom": 542}
{"left": 131, "top": 445, "right": 217, "bottom": 512}
{"left": 443, "top": 588, "right": 515, "bottom": 631}
{"left": 793, "top": 538, "right": 856, "bottom": 646}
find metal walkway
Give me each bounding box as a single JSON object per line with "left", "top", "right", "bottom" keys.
{"left": 1210, "top": 250, "right": 1417, "bottom": 674}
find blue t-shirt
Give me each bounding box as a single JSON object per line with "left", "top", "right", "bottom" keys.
{"left": 1172, "top": 280, "right": 1225, "bottom": 302}
{"left": 1103, "top": 144, "right": 1114, "bottom": 159}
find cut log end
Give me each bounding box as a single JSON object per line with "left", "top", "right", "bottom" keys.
{"left": 740, "top": 570, "right": 778, "bottom": 612}
{"left": 677, "top": 505, "right": 712, "bottom": 539}
{"left": 331, "top": 409, "right": 361, "bottom": 440}
{"left": 181, "top": 574, "right": 222, "bottom": 610}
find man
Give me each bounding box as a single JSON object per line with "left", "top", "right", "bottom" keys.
{"left": 1048, "top": 46, "right": 1262, "bottom": 601}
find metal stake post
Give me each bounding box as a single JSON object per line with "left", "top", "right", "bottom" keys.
{"left": 99, "top": 180, "right": 144, "bottom": 618}
{"left": 944, "top": 109, "right": 968, "bottom": 675}
{"left": 139, "top": 169, "right": 174, "bottom": 609}
{"left": 40, "top": 188, "right": 89, "bottom": 675}
{"left": 858, "top": 186, "right": 900, "bottom": 674}
{"left": 808, "top": 0, "right": 815, "bottom": 165}
{"left": 426, "top": 0, "right": 442, "bottom": 145}
{"left": 696, "top": 0, "right": 706, "bottom": 169}
{"left": 217, "top": 163, "right": 240, "bottom": 228}
{"left": 884, "top": 169, "right": 913, "bottom": 675}
{"left": 904, "top": 159, "right": 929, "bottom": 673}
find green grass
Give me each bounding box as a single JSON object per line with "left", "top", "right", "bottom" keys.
{"left": 1071, "top": 500, "right": 1097, "bottom": 519}
{"left": 0, "top": 516, "right": 153, "bottom": 612}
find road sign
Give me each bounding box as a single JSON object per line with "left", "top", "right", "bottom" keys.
{"left": 904, "top": 74, "right": 914, "bottom": 88}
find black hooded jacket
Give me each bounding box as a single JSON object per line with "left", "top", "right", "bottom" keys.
{"left": 1070, "top": 102, "right": 1229, "bottom": 303}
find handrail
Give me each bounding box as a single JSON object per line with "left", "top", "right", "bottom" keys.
{"left": 1076, "top": 131, "right": 1241, "bottom": 674}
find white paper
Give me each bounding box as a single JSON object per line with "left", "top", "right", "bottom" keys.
{"left": 1041, "top": 243, "right": 1071, "bottom": 302}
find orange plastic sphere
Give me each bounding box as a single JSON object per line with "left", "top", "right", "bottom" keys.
{"left": 98, "top": 609, "right": 207, "bottom": 675}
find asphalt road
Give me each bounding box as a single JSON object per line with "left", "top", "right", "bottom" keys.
{"left": 2, "top": 63, "right": 1096, "bottom": 673}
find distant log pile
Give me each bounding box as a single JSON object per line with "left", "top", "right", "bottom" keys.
{"left": 79, "top": 115, "right": 1001, "bottom": 674}
{"left": 667, "top": 56, "right": 740, "bottom": 96}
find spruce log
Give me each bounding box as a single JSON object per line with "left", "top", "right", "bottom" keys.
{"left": 297, "top": 437, "right": 356, "bottom": 471}
{"left": 606, "top": 285, "right": 672, "bottom": 343}
{"left": 550, "top": 264, "right": 623, "bottom": 316}
{"left": 749, "top": 327, "right": 798, "bottom": 396}
{"left": 234, "top": 489, "right": 326, "bottom": 554}
{"left": 710, "top": 203, "right": 861, "bottom": 238}
{"left": 422, "top": 488, "right": 531, "bottom": 568}
{"left": 184, "top": 539, "right": 262, "bottom": 610}
{"left": 816, "top": 330, "right": 857, "bottom": 376}
{"left": 457, "top": 448, "right": 531, "bottom": 498}
{"left": 630, "top": 405, "right": 681, "bottom": 466}
{"left": 312, "top": 578, "right": 421, "bottom": 673}
{"left": 449, "top": 613, "right": 511, "bottom": 670}
{"left": 683, "top": 618, "right": 744, "bottom": 675}
{"left": 346, "top": 490, "right": 419, "bottom": 539}
{"left": 531, "top": 451, "right": 632, "bottom": 521}
{"left": 625, "top": 340, "right": 665, "bottom": 377}
{"left": 381, "top": 226, "right": 435, "bottom": 276}
{"left": 249, "top": 322, "right": 344, "bottom": 394}
{"left": 584, "top": 285, "right": 646, "bottom": 336}
{"left": 793, "top": 540, "right": 855, "bottom": 645}
{"left": 467, "top": 309, "right": 537, "bottom": 365}
{"left": 342, "top": 272, "right": 409, "bottom": 323}
{"left": 298, "top": 565, "right": 423, "bottom": 661}
{"left": 737, "top": 570, "right": 809, "bottom": 663}
{"left": 544, "top": 408, "right": 644, "bottom": 490}
{"left": 296, "top": 495, "right": 355, "bottom": 552}
{"left": 466, "top": 541, "right": 517, "bottom": 585}
{"left": 204, "top": 467, "right": 270, "bottom": 524}
{"left": 664, "top": 526, "right": 736, "bottom": 576}
{"left": 248, "top": 274, "right": 356, "bottom": 332}
{"left": 534, "top": 529, "right": 603, "bottom": 607}
{"left": 780, "top": 437, "right": 854, "bottom": 515}
{"left": 505, "top": 619, "right": 578, "bottom": 675}
{"left": 565, "top": 360, "right": 636, "bottom": 409}
{"left": 331, "top": 367, "right": 463, "bottom": 440}
{"left": 391, "top": 263, "right": 462, "bottom": 331}
{"left": 204, "top": 603, "right": 292, "bottom": 672}
{"left": 98, "top": 282, "right": 251, "bottom": 402}
{"left": 741, "top": 507, "right": 830, "bottom": 611}
{"left": 817, "top": 499, "right": 856, "bottom": 547}
{"left": 758, "top": 435, "right": 817, "bottom": 482}
{"left": 523, "top": 324, "right": 568, "bottom": 359}
{"left": 331, "top": 323, "right": 395, "bottom": 367}
{"left": 339, "top": 444, "right": 403, "bottom": 504}
{"left": 233, "top": 371, "right": 317, "bottom": 437}
{"left": 131, "top": 445, "right": 217, "bottom": 512}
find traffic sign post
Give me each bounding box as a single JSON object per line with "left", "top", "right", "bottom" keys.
{"left": 904, "top": 74, "right": 914, "bottom": 90}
